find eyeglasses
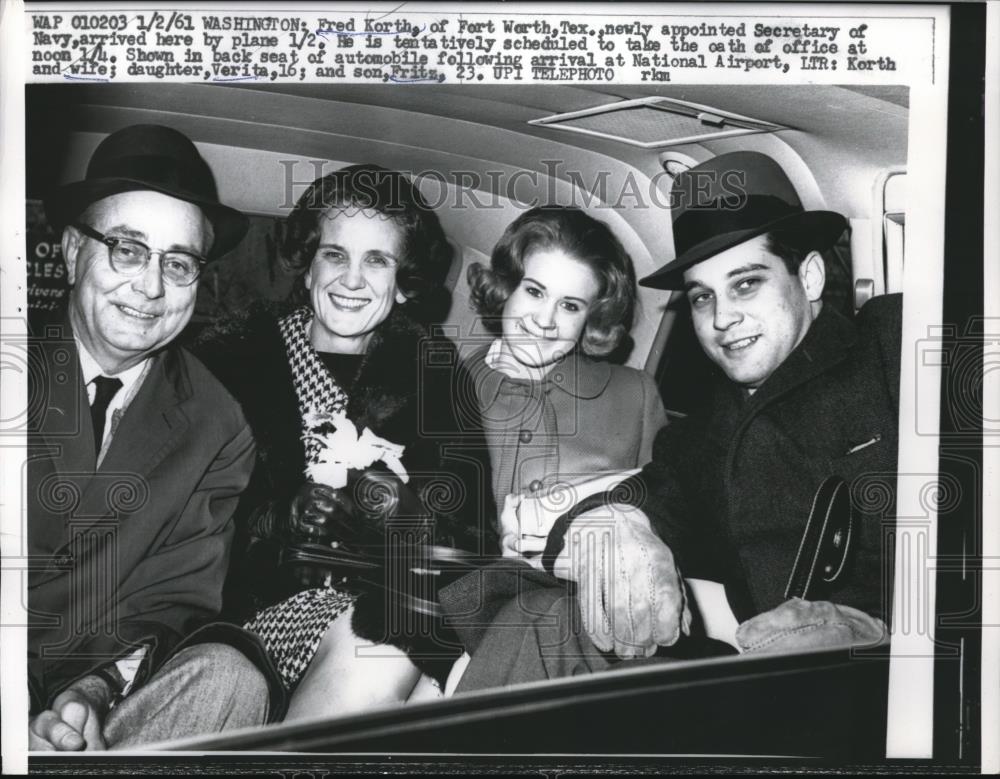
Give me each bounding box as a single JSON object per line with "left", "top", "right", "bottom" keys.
{"left": 73, "top": 223, "right": 207, "bottom": 287}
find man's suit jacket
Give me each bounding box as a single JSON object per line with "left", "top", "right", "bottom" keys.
{"left": 26, "top": 323, "right": 255, "bottom": 712}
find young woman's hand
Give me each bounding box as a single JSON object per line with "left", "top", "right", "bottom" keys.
{"left": 498, "top": 493, "right": 547, "bottom": 567}
{"left": 500, "top": 471, "right": 645, "bottom": 559}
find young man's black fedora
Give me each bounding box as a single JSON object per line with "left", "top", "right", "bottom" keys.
{"left": 45, "top": 124, "right": 249, "bottom": 259}
{"left": 640, "top": 151, "right": 847, "bottom": 290}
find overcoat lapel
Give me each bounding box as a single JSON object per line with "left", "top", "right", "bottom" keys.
{"left": 29, "top": 343, "right": 191, "bottom": 589}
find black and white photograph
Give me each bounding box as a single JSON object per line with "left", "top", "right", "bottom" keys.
{"left": 1, "top": 1, "right": 995, "bottom": 774}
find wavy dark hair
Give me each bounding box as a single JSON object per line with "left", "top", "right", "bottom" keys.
{"left": 467, "top": 206, "right": 637, "bottom": 357}
{"left": 283, "top": 164, "right": 453, "bottom": 319}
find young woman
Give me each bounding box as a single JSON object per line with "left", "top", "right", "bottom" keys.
{"left": 465, "top": 205, "right": 667, "bottom": 523}
{"left": 437, "top": 207, "right": 669, "bottom": 689}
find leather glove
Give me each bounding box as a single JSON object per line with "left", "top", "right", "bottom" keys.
{"left": 257, "top": 470, "right": 429, "bottom": 548}
{"left": 246, "top": 483, "right": 354, "bottom": 590}
{"left": 558, "top": 503, "right": 692, "bottom": 659}
{"left": 247, "top": 481, "right": 351, "bottom": 545}
{"left": 254, "top": 469, "right": 426, "bottom": 543}
{"left": 736, "top": 598, "right": 888, "bottom": 655}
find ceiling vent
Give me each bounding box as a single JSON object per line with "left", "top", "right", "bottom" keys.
{"left": 528, "top": 96, "right": 785, "bottom": 149}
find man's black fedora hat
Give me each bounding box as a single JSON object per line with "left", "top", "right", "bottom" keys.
{"left": 45, "top": 124, "right": 249, "bottom": 259}
{"left": 640, "top": 151, "right": 847, "bottom": 290}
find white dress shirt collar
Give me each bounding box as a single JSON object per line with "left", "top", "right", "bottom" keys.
{"left": 75, "top": 339, "right": 149, "bottom": 400}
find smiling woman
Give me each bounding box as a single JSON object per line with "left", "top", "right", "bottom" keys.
{"left": 189, "top": 164, "right": 497, "bottom": 722}
{"left": 465, "top": 206, "right": 663, "bottom": 519}
{"left": 303, "top": 210, "right": 408, "bottom": 354}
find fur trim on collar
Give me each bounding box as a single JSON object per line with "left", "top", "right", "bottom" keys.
{"left": 345, "top": 304, "right": 429, "bottom": 431}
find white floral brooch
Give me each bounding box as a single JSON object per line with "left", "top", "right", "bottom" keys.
{"left": 303, "top": 410, "right": 409, "bottom": 489}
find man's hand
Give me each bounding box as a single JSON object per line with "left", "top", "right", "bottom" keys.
{"left": 558, "top": 504, "right": 692, "bottom": 659}
{"left": 736, "top": 598, "right": 888, "bottom": 654}
{"left": 29, "top": 675, "right": 112, "bottom": 751}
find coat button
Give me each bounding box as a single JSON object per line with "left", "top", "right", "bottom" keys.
{"left": 529, "top": 480, "right": 543, "bottom": 493}
{"left": 519, "top": 429, "right": 533, "bottom": 444}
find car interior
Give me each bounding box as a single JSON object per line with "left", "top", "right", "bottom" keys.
{"left": 25, "top": 82, "right": 917, "bottom": 758}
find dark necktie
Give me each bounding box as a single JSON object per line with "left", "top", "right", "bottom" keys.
{"left": 90, "top": 375, "right": 122, "bottom": 456}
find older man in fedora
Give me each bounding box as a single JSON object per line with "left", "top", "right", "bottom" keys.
{"left": 451, "top": 151, "right": 900, "bottom": 690}
{"left": 27, "top": 124, "right": 269, "bottom": 749}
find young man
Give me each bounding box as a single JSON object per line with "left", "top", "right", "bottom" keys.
{"left": 28, "top": 124, "right": 268, "bottom": 749}
{"left": 451, "top": 151, "right": 899, "bottom": 689}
